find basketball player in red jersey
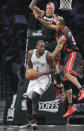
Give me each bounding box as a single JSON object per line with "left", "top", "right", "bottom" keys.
{"left": 29, "top": 0, "right": 63, "bottom": 51}
{"left": 38, "top": 18, "right": 84, "bottom": 118}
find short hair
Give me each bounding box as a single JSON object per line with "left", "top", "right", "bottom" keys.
{"left": 47, "top": 2, "right": 55, "bottom": 9}
{"left": 58, "top": 19, "right": 66, "bottom": 26}
{"left": 36, "top": 40, "right": 45, "bottom": 45}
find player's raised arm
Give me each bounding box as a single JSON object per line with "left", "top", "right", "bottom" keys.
{"left": 29, "top": 0, "right": 45, "bottom": 17}
{"left": 29, "top": 0, "right": 38, "bottom": 9}
{"left": 33, "top": 14, "right": 63, "bottom": 30}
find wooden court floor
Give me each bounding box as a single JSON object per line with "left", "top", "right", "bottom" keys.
{"left": 0, "top": 125, "right": 84, "bottom": 131}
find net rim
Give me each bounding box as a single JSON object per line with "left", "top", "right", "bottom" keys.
{"left": 59, "top": 0, "right": 72, "bottom": 10}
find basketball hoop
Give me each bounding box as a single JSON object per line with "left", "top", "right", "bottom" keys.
{"left": 59, "top": 0, "right": 72, "bottom": 10}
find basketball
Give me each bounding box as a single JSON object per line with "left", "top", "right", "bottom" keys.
{"left": 26, "top": 69, "right": 38, "bottom": 80}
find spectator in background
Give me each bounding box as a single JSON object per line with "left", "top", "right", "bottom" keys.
{"left": 1, "top": 5, "right": 10, "bottom": 27}
{"left": 73, "top": 60, "right": 84, "bottom": 102}
{"left": 80, "top": 44, "right": 84, "bottom": 59}
{"left": 78, "top": 60, "right": 84, "bottom": 87}
{"left": 16, "top": 32, "right": 25, "bottom": 49}
{"left": 2, "top": 48, "right": 14, "bottom": 75}
{"left": 12, "top": 57, "right": 24, "bottom": 93}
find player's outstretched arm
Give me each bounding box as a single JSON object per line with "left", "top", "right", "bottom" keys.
{"left": 29, "top": 0, "right": 45, "bottom": 17}
{"left": 53, "top": 35, "right": 66, "bottom": 57}
{"left": 29, "top": 0, "right": 38, "bottom": 9}
{"left": 36, "top": 16, "right": 56, "bottom": 30}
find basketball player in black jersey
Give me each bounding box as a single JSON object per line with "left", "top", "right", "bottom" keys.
{"left": 29, "top": 0, "right": 62, "bottom": 51}
{"left": 41, "top": 18, "right": 84, "bottom": 118}
{"left": 29, "top": 0, "right": 63, "bottom": 97}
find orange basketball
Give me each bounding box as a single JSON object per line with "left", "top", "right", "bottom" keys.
{"left": 26, "top": 69, "right": 38, "bottom": 80}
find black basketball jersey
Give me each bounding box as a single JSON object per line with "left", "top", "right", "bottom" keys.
{"left": 42, "top": 14, "right": 59, "bottom": 42}
{"left": 55, "top": 27, "right": 79, "bottom": 52}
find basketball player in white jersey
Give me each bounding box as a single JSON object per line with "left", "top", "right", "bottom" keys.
{"left": 23, "top": 40, "right": 55, "bottom": 129}
{"left": 29, "top": 0, "right": 64, "bottom": 99}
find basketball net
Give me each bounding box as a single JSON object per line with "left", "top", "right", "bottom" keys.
{"left": 59, "top": 0, "right": 72, "bottom": 10}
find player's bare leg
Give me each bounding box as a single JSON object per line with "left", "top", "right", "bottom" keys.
{"left": 64, "top": 72, "right": 84, "bottom": 102}
{"left": 63, "top": 81, "right": 77, "bottom": 118}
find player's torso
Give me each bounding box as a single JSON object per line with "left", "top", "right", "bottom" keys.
{"left": 31, "top": 49, "right": 50, "bottom": 73}
{"left": 42, "top": 14, "right": 58, "bottom": 42}
{"left": 55, "top": 27, "right": 79, "bottom": 52}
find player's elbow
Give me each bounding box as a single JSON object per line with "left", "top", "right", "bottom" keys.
{"left": 29, "top": 4, "right": 35, "bottom": 10}
{"left": 29, "top": 5, "right": 33, "bottom": 10}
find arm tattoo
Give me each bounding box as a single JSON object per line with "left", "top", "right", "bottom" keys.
{"left": 54, "top": 44, "right": 62, "bottom": 52}
{"left": 29, "top": 0, "right": 38, "bottom": 7}
{"left": 54, "top": 37, "right": 65, "bottom": 56}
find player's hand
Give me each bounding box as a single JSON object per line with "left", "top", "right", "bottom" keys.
{"left": 25, "top": 71, "right": 38, "bottom": 80}
{"left": 36, "top": 71, "right": 42, "bottom": 79}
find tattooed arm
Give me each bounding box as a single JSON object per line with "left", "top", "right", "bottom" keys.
{"left": 53, "top": 35, "right": 67, "bottom": 57}
{"left": 35, "top": 16, "right": 63, "bottom": 30}
{"left": 29, "top": 0, "right": 38, "bottom": 9}
{"left": 29, "top": 0, "right": 45, "bottom": 17}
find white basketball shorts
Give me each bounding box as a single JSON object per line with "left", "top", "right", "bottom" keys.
{"left": 26, "top": 76, "right": 51, "bottom": 99}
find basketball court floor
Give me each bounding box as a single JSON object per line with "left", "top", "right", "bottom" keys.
{"left": 0, "top": 125, "right": 84, "bottom": 131}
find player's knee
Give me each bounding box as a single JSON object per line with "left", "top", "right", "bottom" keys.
{"left": 32, "top": 92, "right": 40, "bottom": 112}
{"left": 63, "top": 81, "right": 72, "bottom": 90}
{"left": 27, "top": 98, "right": 32, "bottom": 114}
{"left": 66, "top": 89, "right": 72, "bottom": 96}
{"left": 32, "top": 92, "right": 40, "bottom": 103}
{"left": 64, "top": 72, "right": 68, "bottom": 78}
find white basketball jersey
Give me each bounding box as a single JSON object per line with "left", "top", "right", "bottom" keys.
{"left": 31, "top": 49, "right": 51, "bottom": 79}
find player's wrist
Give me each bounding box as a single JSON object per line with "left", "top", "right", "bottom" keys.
{"left": 29, "top": 0, "right": 38, "bottom": 8}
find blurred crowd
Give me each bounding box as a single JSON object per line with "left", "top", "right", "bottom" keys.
{"left": 0, "top": 0, "right": 28, "bottom": 99}
{"left": 0, "top": 0, "right": 84, "bottom": 100}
